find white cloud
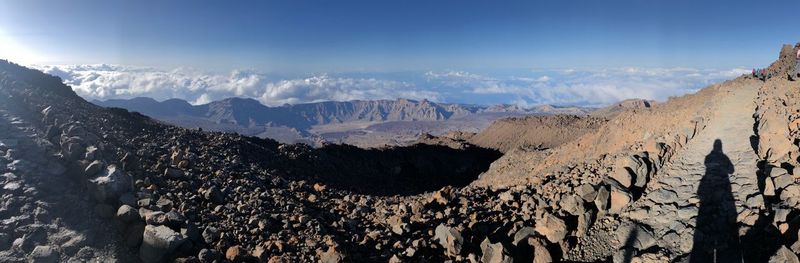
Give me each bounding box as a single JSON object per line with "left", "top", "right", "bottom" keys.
{"left": 424, "top": 70, "right": 485, "bottom": 80}
{"left": 261, "top": 75, "right": 438, "bottom": 106}
{"left": 32, "top": 65, "right": 438, "bottom": 106}
{"left": 429, "top": 67, "right": 750, "bottom": 107}
{"left": 31, "top": 64, "right": 749, "bottom": 108}
{"left": 193, "top": 93, "right": 213, "bottom": 105}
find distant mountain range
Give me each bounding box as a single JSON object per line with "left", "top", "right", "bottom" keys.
{"left": 92, "top": 97, "right": 594, "bottom": 145}
{"left": 93, "top": 97, "right": 592, "bottom": 128}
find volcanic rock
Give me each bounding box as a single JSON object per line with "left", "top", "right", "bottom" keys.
{"left": 88, "top": 165, "right": 131, "bottom": 202}
{"left": 140, "top": 224, "right": 186, "bottom": 263}
{"left": 480, "top": 238, "right": 512, "bottom": 263}
{"left": 535, "top": 213, "right": 567, "bottom": 243}
{"left": 434, "top": 223, "right": 464, "bottom": 257}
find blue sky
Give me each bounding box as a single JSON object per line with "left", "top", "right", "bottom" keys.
{"left": 1, "top": 1, "right": 798, "bottom": 106}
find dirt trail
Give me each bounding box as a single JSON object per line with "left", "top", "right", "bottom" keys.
{"left": 630, "top": 81, "right": 764, "bottom": 261}
{"left": 570, "top": 80, "right": 766, "bottom": 261}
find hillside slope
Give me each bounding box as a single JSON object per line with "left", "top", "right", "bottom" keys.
{"left": 469, "top": 115, "right": 608, "bottom": 153}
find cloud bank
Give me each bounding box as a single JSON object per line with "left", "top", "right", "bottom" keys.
{"left": 426, "top": 67, "right": 750, "bottom": 107}
{"left": 32, "top": 64, "right": 749, "bottom": 107}
{"left": 33, "top": 65, "right": 437, "bottom": 106}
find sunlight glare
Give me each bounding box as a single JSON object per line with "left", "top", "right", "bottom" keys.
{"left": 0, "top": 28, "right": 44, "bottom": 65}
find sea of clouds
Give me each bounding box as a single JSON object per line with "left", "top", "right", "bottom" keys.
{"left": 32, "top": 64, "right": 750, "bottom": 107}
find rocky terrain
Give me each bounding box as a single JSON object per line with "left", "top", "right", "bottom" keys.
{"left": 468, "top": 115, "right": 608, "bottom": 153}
{"left": 1, "top": 44, "right": 800, "bottom": 263}
{"left": 94, "top": 97, "right": 592, "bottom": 147}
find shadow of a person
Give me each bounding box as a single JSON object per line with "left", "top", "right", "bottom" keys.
{"left": 690, "top": 139, "right": 742, "bottom": 262}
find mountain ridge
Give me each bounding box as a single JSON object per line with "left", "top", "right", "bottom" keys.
{"left": 93, "top": 96, "right": 594, "bottom": 128}
{"left": 92, "top": 96, "right": 595, "bottom": 145}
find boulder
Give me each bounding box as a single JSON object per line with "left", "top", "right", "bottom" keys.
{"left": 633, "top": 155, "right": 652, "bottom": 187}
{"left": 164, "top": 167, "right": 185, "bottom": 179}
{"left": 781, "top": 185, "right": 800, "bottom": 203}
{"left": 559, "top": 195, "right": 584, "bottom": 215}
{"left": 88, "top": 165, "right": 131, "bottom": 203}
{"left": 746, "top": 195, "right": 765, "bottom": 209}
{"left": 479, "top": 238, "right": 512, "bottom": 263}
{"left": 576, "top": 184, "right": 597, "bottom": 202}
{"left": 649, "top": 189, "right": 678, "bottom": 204}
{"left": 530, "top": 237, "right": 553, "bottom": 263}
{"left": 226, "top": 245, "right": 251, "bottom": 262}
{"left": 156, "top": 197, "right": 174, "bottom": 211}
{"left": 201, "top": 186, "right": 225, "bottom": 204}
{"left": 28, "top": 245, "right": 58, "bottom": 263}
{"left": 64, "top": 142, "right": 85, "bottom": 160}
{"left": 609, "top": 187, "right": 632, "bottom": 214}
{"left": 252, "top": 243, "right": 269, "bottom": 262}
{"left": 387, "top": 216, "right": 409, "bottom": 235}
{"left": 434, "top": 223, "right": 464, "bottom": 257}
{"left": 612, "top": 155, "right": 648, "bottom": 188}
{"left": 313, "top": 183, "right": 326, "bottom": 193}
{"left": 534, "top": 213, "right": 567, "bottom": 243}
{"left": 594, "top": 186, "right": 610, "bottom": 212}
{"left": 773, "top": 172, "right": 794, "bottom": 190}
{"left": 609, "top": 168, "right": 633, "bottom": 188}
{"left": 163, "top": 211, "right": 186, "bottom": 228}
{"left": 145, "top": 211, "right": 167, "bottom": 225}
{"left": 84, "top": 160, "right": 104, "bottom": 177}
{"left": 792, "top": 239, "right": 800, "bottom": 255}
{"left": 202, "top": 227, "right": 220, "bottom": 244}
{"left": 116, "top": 205, "right": 141, "bottom": 223}
{"left": 140, "top": 225, "right": 186, "bottom": 263}
{"left": 765, "top": 177, "right": 776, "bottom": 196}
{"left": 499, "top": 191, "right": 516, "bottom": 202}
{"left": 770, "top": 167, "right": 790, "bottom": 179}
{"left": 616, "top": 224, "right": 655, "bottom": 250}
{"left": 85, "top": 145, "right": 98, "bottom": 160}
{"left": 319, "top": 246, "right": 346, "bottom": 263}
{"left": 430, "top": 187, "right": 454, "bottom": 205}
{"left": 769, "top": 245, "right": 800, "bottom": 263}
{"left": 513, "top": 227, "right": 536, "bottom": 245}
{"left": 576, "top": 210, "right": 595, "bottom": 237}
{"left": 170, "top": 149, "right": 184, "bottom": 166}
